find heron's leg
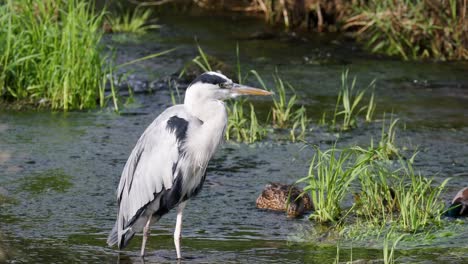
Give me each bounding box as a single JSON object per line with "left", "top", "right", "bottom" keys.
{"left": 140, "top": 217, "right": 152, "bottom": 257}
{"left": 174, "top": 201, "right": 187, "bottom": 259}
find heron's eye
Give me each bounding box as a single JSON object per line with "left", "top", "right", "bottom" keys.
{"left": 219, "top": 82, "right": 228, "bottom": 89}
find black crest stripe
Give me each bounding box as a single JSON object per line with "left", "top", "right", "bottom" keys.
{"left": 190, "top": 73, "right": 227, "bottom": 86}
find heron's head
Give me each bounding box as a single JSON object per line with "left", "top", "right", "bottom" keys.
{"left": 185, "top": 71, "right": 272, "bottom": 103}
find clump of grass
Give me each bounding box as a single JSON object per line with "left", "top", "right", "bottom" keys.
{"left": 251, "top": 70, "right": 310, "bottom": 141}
{"left": 351, "top": 148, "right": 449, "bottom": 232}
{"left": 345, "top": 0, "right": 468, "bottom": 60}
{"left": 353, "top": 159, "right": 398, "bottom": 226}
{"left": 300, "top": 139, "right": 450, "bottom": 233}
{"left": 299, "top": 147, "right": 365, "bottom": 223}
{"left": 355, "top": 116, "right": 401, "bottom": 161}
{"left": 376, "top": 116, "right": 400, "bottom": 160}
{"left": 105, "top": 5, "right": 159, "bottom": 34}
{"left": 289, "top": 106, "right": 309, "bottom": 142}
{"left": 270, "top": 75, "right": 299, "bottom": 128}
{"left": 225, "top": 100, "right": 266, "bottom": 143}
{"left": 330, "top": 70, "right": 376, "bottom": 131}
{"left": 0, "top": 0, "right": 108, "bottom": 110}
{"left": 393, "top": 160, "right": 449, "bottom": 232}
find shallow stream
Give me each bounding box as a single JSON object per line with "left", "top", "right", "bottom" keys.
{"left": 1, "top": 11, "right": 467, "bottom": 263}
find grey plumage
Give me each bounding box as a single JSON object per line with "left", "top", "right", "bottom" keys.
{"left": 107, "top": 72, "right": 272, "bottom": 258}
{"left": 107, "top": 106, "right": 211, "bottom": 249}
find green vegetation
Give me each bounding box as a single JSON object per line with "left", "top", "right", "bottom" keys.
{"left": 376, "top": 117, "right": 400, "bottom": 160}
{"left": 353, "top": 116, "right": 401, "bottom": 161}
{"left": 225, "top": 100, "right": 267, "bottom": 143}
{"left": 180, "top": 0, "right": 467, "bottom": 60}
{"left": 300, "top": 147, "right": 364, "bottom": 223}
{"left": 0, "top": 0, "right": 171, "bottom": 110}
{"left": 105, "top": 6, "right": 159, "bottom": 34}
{"left": 299, "top": 135, "right": 450, "bottom": 233}
{"left": 0, "top": 0, "right": 108, "bottom": 110}
{"left": 251, "top": 70, "right": 309, "bottom": 142}
{"left": 346, "top": 0, "right": 468, "bottom": 60}
{"left": 330, "top": 70, "right": 376, "bottom": 131}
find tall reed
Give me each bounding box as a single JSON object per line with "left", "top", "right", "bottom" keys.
{"left": 0, "top": 0, "right": 108, "bottom": 110}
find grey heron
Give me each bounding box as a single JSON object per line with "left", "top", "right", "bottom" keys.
{"left": 107, "top": 72, "right": 272, "bottom": 259}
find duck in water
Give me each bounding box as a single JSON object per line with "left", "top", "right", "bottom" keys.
{"left": 256, "top": 182, "right": 313, "bottom": 218}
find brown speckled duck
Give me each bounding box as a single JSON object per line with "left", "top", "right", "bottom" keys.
{"left": 256, "top": 182, "right": 313, "bottom": 218}
{"left": 447, "top": 187, "right": 468, "bottom": 217}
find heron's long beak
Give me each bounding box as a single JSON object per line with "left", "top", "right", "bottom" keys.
{"left": 230, "top": 84, "right": 273, "bottom": 96}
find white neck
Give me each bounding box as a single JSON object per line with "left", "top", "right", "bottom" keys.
{"left": 184, "top": 98, "right": 227, "bottom": 168}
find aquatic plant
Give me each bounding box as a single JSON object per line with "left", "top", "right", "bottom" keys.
{"left": 330, "top": 70, "right": 376, "bottom": 131}
{"left": 0, "top": 0, "right": 108, "bottom": 110}
{"left": 225, "top": 100, "right": 267, "bottom": 143}
{"left": 192, "top": 44, "right": 213, "bottom": 72}
{"left": 299, "top": 135, "right": 450, "bottom": 234}
{"left": 289, "top": 106, "right": 309, "bottom": 142}
{"left": 270, "top": 75, "right": 298, "bottom": 128}
{"left": 105, "top": 6, "right": 159, "bottom": 34}
{"left": 345, "top": 0, "right": 468, "bottom": 60}
{"left": 355, "top": 116, "right": 401, "bottom": 161}
{"left": 353, "top": 157, "right": 398, "bottom": 226}
{"left": 299, "top": 147, "right": 364, "bottom": 223}
{"left": 377, "top": 117, "right": 400, "bottom": 160}
{"left": 351, "top": 147, "right": 449, "bottom": 232}
{"left": 393, "top": 160, "right": 449, "bottom": 232}
{"left": 251, "top": 70, "right": 310, "bottom": 141}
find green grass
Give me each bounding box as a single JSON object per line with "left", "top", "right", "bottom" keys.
{"left": 251, "top": 70, "right": 310, "bottom": 142}
{"left": 330, "top": 70, "right": 376, "bottom": 131}
{"left": 346, "top": 0, "right": 468, "bottom": 60}
{"left": 0, "top": 0, "right": 172, "bottom": 111}
{"left": 393, "top": 160, "right": 449, "bottom": 232}
{"left": 377, "top": 116, "right": 400, "bottom": 159}
{"left": 105, "top": 6, "right": 159, "bottom": 34}
{"left": 299, "top": 147, "right": 365, "bottom": 223}
{"left": 354, "top": 116, "right": 401, "bottom": 161}
{"left": 299, "top": 136, "right": 450, "bottom": 232}
{"left": 225, "top": 100, "right": 266, "bottom": 143}
{"left": 0, "top": 0, "right": 108, "bottom": 110}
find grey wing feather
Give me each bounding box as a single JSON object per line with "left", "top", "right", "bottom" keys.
{"left": 108, "top": 105, "right": 191, "bottom": 247}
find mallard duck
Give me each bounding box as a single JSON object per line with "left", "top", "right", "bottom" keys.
{"left": 447, "top": 187, "right": 468, "bottom": 217}
{"left": 256, "top": 182, "right": 313, "bottom": 218}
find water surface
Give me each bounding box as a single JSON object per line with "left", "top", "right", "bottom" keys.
{"left": 1, "top": 11, "right": 467, "bottom": 263}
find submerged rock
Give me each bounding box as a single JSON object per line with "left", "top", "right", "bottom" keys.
{"left": 447, "top": 187, "right": 468, "bottom": 218}
{"left": 256, "top": 182, "right": 313, "bottom": 218}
